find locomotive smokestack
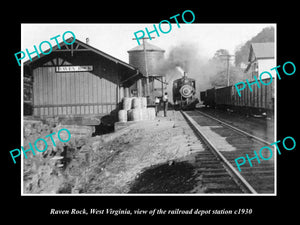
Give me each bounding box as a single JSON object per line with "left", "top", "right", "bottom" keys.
{"left": 184, "top": 71, "right": 187, "bottom": 78}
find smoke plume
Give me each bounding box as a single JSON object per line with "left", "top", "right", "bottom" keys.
{"left": 157, "top": 42, "right": 215, "bottom": 102}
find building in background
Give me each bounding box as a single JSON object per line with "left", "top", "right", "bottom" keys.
{"left": 245, "top": 42, "right": 275, "bottom": 79}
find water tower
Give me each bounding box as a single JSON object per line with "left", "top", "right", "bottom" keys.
{"left": 127, "top": 41, "right": 166, "bottom": 100}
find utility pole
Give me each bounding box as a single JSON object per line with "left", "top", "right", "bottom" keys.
{"left": 132, "top": 37, "right": 155, "bottom": 97}
{"left": 220, "top": 54, "right": 234, "bottom": 86}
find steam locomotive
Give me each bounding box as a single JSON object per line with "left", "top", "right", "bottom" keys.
{"left": 173, "top": 72, "right": 199, "bottom": 110}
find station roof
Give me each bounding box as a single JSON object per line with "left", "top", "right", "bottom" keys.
{"left": 24, "top": 37, "right": 145, "bottom": 86}
{"left": 24, "top": 37, "right": 138, "bottom": 70}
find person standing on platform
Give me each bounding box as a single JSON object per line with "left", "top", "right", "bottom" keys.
{"left": 162, "top": 92, "right": 168, "bottom": 117}
{"left": 155, "top": 96, "right": 160, "bottom": 116}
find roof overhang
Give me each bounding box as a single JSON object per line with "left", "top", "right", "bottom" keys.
{"left": 23, "top": 38, "right": 145, "bottom": 86}
{"left": 24, "top": 37, "right": 137, "bottom": 71}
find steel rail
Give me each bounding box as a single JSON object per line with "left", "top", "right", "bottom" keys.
{"left": 195, "top": 110, "right": 272, "bottom": 146}
{"left": 181, "top": 111, "right": 257, "bottom": 194}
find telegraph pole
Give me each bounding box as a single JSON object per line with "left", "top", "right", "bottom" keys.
{"left": 132, "top": 37, "right": 155, "bottom": 97}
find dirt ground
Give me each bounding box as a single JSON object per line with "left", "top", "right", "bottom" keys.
{"left": 23, "top": 110, "right": 205, "bottom": 194}
{"left": 68, "top": 110, "right": 204, "bottom": 194}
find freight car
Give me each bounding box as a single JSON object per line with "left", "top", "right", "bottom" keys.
{"left": 200, "top": 87, "right": 216, "bottom": 108}
{"left": 200, "top": 78, "right": 274, "bottom": 117}
{"left": 173, "top": 72, "right": 198, "bottom": 110}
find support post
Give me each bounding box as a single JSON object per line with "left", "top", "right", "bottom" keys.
{"left": 132, "top": 37, "right": 155, "bottom": 97}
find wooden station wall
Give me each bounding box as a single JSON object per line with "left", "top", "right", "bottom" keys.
{"left": 32, "top": 56, "right": 120, "bottom": 117}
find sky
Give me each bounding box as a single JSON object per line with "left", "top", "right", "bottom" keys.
{"left": 21, "top": 23, "right": 275, "bottom": 64}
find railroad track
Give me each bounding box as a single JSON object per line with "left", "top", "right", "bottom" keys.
{"left": 181, "top": 110, "right": 275, "bottom": 194}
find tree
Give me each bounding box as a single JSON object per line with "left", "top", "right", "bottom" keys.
{"left": 209, "top": 49, "right": 245, "bottom": 87}
{"left": 213, "top": 49, "right": 230, "bottom": 60}
{"left": 235, "top": 26, "right": 275, "bottom": 67}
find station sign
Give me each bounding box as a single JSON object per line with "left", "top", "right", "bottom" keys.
{"left": 55, "top": 65, "right": 93, "bottom": 72}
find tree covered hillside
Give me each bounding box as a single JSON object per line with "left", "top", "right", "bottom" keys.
{"left": 235, "top": 26, "right": 275, "bottom": 67}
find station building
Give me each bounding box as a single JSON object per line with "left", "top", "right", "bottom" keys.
{"left": 23, "top": 37, "right": 144, "bottom": 125}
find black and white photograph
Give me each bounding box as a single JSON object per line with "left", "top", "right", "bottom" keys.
{"left": 20, "top": 23, "right": 276, "bottom": 195}
{"left": 4, "top": 5, "right": 298, "bottom": 220}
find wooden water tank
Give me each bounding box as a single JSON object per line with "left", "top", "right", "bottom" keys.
{"left": 127, "top": 42, "right": 165, "bottom": 76}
